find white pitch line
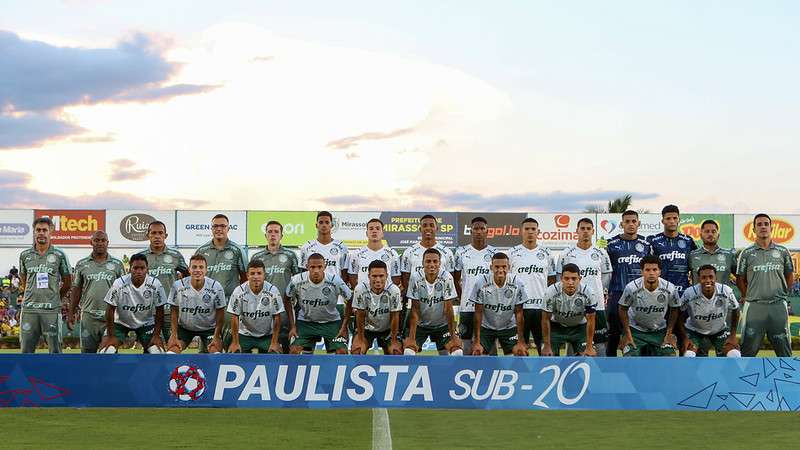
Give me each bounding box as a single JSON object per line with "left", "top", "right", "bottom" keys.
{"left": 372, "top": 408, "right": 393, "bottom": 450}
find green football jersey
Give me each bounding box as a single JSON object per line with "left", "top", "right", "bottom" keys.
{"left": 135, "top": 246, "right": 188, "bottom": 314}
{"left": 195, "top": 239, "right": 247, "bottom": 297}
{"left": 688, "top": 246, "right": 737, "bottom": 287}
{"left": 737, "top": 243, "right": 794, "bottom": 303}
{"left": 249, "top": 246, "right": 300, "bottom": 297}
{"left": 19, "top": 245, "right": 71, "bottom": 312}
{"left": 73, "top": 255, "right": 126, "bottom": 319}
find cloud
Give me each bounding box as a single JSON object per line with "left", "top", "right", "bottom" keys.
{"left": 0, "top": 169, "right": 205, "bottom": 209}
{"left": 0, "top": 113, "right": 84, "bottom": 148}
{"left": 108, "top": 159, "right": 151, "bottom": 182}
{"left": 111, "top": 83, "right": 221, "bottom": 103}
{"left": 321, "top": 187, "right": 659, "bottom": 212}
{"left": 325, "top": 127, "right": 416, "bottom": 150}
{"left": 0, "top": 30, "right": 218, "bottom": 149}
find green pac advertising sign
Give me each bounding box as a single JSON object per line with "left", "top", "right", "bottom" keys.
{"left": 679, "top": 214, "right": 734, "bottom": 248}
{"left": 247, "top": 211, "right": 317, "bottom": 247}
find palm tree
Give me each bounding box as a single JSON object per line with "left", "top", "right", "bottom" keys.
{"left": 584, "top": 194, "right": 632, "bottom": 213}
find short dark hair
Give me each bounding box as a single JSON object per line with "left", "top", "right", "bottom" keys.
{"left": 577, "top": 217, "right": 594, "bottom": 228}
{"left": 561, "top": 263, "right": 581, "bottom": 275}
{"left": 367, "top": 218, "right": 384, "bottom": 227}
{"left": 698, "top": 264, "right": 717, "bottom": 275}
{"left": 640, "top": 255, "right": 662, "bottom": 269}
{"left": 147, "top": 220, "right": 167, "bottom": 233}
{"left": 189, "top": 254, "right": 207, "bottom": 265}
{"left": 491, "top": 252, "right": 509, "bottom": 261}
{"left": 212, "top": 214, "right": 229, "bottom": 223}
{"left": 266, "top": 220, "right": 283, "bottom": 233}
{"left": 316, "top": 211, "right": 333, "bottom": 221}
{"left": 420, "top": 214, "right": 437, "bottom": 223}
{"left": 368, "top": 260, "right": 388, "bottom": 272}
{"left": 700, "top": 220, "right": 718, "bottom": 230}
{"left": 422, "top": 248, "right": 441, "bottom": 259}
{"left": 661, "top": 205, "right": 680, "bottom": 216}
{"left": 247, "top": 259, "right": 266, "bottom": 271}
{"left": 522, "top": 217, "right": 539, "bottom": 226}
{"left": 621, "top": 210, "right": 639, "bottom": 219}
{"left": 32, "top": 217, "right": 53, "bottom": 228}
{"left": 129, "top": 254, "right": 149, "bottom": 266}
{"left": 307, "top": 253, "right": 326, "bottom": 263}
{"left": 471, "top": 216, "right": 488, "bottom": 225}
{"left": 753, "top": 213, "right": 771, "bottom": 227}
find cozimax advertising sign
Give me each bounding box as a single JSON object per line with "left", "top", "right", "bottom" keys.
{"left": 457, "top": 213, "right": 527, "bottom": 248}
{"left": 106, "top": 210, "right": 176, "bottom": 247}
{"left": 525, "top": 213, "right": 596, "bottom": 249}
{"left": 0, "top": 210, "right": 33, "bottom": 245}
{"left": 34, "top": 210, "right": 105, "bottom": 245}
{"left": 734, "top": 214, "right": 799, "bottom": 249}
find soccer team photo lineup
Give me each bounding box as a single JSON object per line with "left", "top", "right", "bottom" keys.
{"left": 8, "top": 207, "right": 794, "bottom": 359}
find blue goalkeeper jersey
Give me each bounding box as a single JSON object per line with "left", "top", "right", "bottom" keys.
{"left": 646, "top": 232, "right": 697, "bottom": 293}
{"left": 606, "top": 235, "right": 652, "bottom": 293}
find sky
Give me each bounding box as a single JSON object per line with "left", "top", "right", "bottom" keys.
{"left": 1, "top": 1, "right": 799, "bottom": 213}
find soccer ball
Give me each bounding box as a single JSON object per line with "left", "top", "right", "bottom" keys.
{"left": 168, "top": 365, "right": 206, "bottom": 401}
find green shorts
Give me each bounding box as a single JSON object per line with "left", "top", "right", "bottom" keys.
{"left": 236, "top": 334, "right": 278, "bottom": 353}
{"left": 79, "top": 314, "right": 106, "bottom": 353}
{"left": 687, "top": 328, "right": 738, "bottom": 356}
{"left": 177, "top": 326, "right": 215, "bottom": 352}
{"left": 20, "top": 310, "right": 62, "bottom": 354}
{"left": 549, "top": 322, "right": 588, "bottom": 356}
{"left": 113, "top": 323, "right": 155, "bottom": 349}
{"left": 294, "top": 320, "right": 347, "bottom": 352}
{"left": 479, "top": 326, "right": 518, "bottom": 355}
{"left": 624, "top": 328, "right": 676, "bottom": 357}
{"left": 413, "top": 324, "right": 453, "bottom": 351}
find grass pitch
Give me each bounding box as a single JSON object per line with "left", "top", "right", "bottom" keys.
{"left": 0, "top": 409, "right": 797, "bottom": 449}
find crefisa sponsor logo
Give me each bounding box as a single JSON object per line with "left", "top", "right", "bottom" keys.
{"left": 120, "top": 214, "right": 156, "bottom": 241}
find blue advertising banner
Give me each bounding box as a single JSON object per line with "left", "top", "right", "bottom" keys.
{"left": 1, "top": 355, "right": 799, "bottom": 411}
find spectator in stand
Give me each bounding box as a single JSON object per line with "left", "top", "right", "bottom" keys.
{"left": 8, "top": 267, "right": 20, "bottom": 306}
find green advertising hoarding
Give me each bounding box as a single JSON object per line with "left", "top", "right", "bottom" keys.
{"left": 247, "top": 211, "right": 317, "bottom": 246}
{"left": 679, "top": 213, "right": 734, "bottom": 248}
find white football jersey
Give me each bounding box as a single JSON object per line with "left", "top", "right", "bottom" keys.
{"left": 556, "top": 244, "right": 612, "bottom": 311}
{"left": 400, "top": 242, "right": 455, "bottom": 278}
{"left": 508, "top": 244, "right": 556, "bottom": 310}
{"left": 348, "top": 246, "right": 401, "bottom": 286}
{"left": 454, "top": 244, "right": 497, "bottom": 312}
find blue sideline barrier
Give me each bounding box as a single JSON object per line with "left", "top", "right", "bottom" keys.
{"left": 0, "top": 355, "right": 799, "bottom": 410}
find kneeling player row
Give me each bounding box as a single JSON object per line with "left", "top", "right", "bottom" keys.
{"left": 97, "top": 249, "right": 742, "bottom": 357}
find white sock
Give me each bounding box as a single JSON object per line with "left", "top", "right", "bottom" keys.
{"left": 403, "top": 348, "right": 416, "bottom": 355}
{"left": 450, "top": 349, "right": 463, "bottom": 356}
{"left": 166, "top": 350, "right": 176, "bottom": 354}
{"left": 147, "top": 345, "right": 162, "bottom": 354}
{"left": 683, "top": 350, "right": 696, "bottom": 357}
{"left": 101, "top": 345, "right": 117, "bottom": 354}
{"left": 726, "top": 349, "right": 741, "bottom": 358}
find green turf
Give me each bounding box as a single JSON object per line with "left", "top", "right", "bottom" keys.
{"left": 0, "top": 409, "right": 796, "bottom": 449}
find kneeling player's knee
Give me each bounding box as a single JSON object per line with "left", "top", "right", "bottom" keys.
{"left": 289, "top": 346, "right": 303, "bottom": 355}
{"left": 335, "top": 347, "right": 348, "bottom": 354}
